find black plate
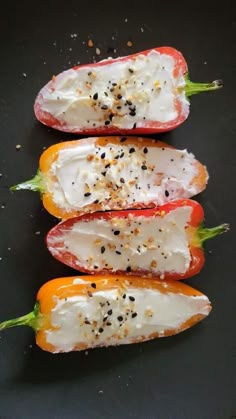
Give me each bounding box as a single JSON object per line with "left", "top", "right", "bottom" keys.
{"left": 0, "top": 1, "right": 235, "bottom": 418}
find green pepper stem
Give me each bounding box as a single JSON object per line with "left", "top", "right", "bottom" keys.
{"left": 0, "top": 303, "right": 40, "bottom": 332}
{"left": 10, "top": 171, "right": 44, "bottom": 193}
{"left": 198, "top": 223, "right": 230, "bottom": 244}
{"left": 184, "top": 74, "right": 223, "bottom": 97}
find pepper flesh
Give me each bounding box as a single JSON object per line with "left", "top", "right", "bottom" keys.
{"left": 34, "top": 46, "right": 223, "bottom": 135}
{"left": 46, "top": 199, "right": 229, "bottom": 280}
{"left": 0, "top": 275, "right": 212, "bottom": 353}
{"left": 11, "top": 136, "right": 209, "bottom": 220}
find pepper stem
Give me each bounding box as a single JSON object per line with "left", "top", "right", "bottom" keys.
{"left": 184, "top": 74, "right": 223, "bottom": 97}
{"left": 0, "top": 303, "right": 40, "bottom": 332}
{"left": 10, "top": 170, "right": 44, "bottom": 193}
{"left": 198, "top": 223, "right": 230, "bottom": 244}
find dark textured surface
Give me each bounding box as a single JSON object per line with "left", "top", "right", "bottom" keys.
{"left": 0, "top": 1, "right": 235, "bottom": 418}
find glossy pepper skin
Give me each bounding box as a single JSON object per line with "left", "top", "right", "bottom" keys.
{"left": 11, "top": 136, "right": 208, "bottom": 220}
{"left": 46, "top": 199, "right": 229, "bottom": 280}
{"left": 34, "top": 47, "right": 223, "bottom": 135}
{"left": 0, "top": 275, "right": 211, "bottom": 353}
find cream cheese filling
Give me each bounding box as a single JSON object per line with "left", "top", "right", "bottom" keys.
{"left": 49, "top": 140, "right": 201, "bottom": 212}
{"left": 39, "top": 50, "right": 189, "bottom": 130}
{"left": 49, "top": 206, "right": 192, "bottom": 275}
{"left": 46, "top": 284, "right": 210, "bottom": 352}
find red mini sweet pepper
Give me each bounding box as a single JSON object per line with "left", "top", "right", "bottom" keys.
{"left": 34, "top": 47, "right": 222, "bottom": 135}
{"left": 46, "top": 199, "right": 229, "bottom": 280}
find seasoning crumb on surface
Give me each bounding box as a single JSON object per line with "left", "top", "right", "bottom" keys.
{"left": 35, "top": 231, "right": 41, "bottom": 235}
{"left": 140, "top": 27, "right": 144, "bottom": 32}
{"left": 88, "top": 39, "right": 94, "bottom": 47}
{"left": 98, "top": 390, "right": 104, "bottom": 394}
{"left": 96, "top": 47, "right": 101, "bottom": 55}
{"left": 70, "top": 33, "right": 77, "bottom": 38}
{"left": 15, "top": 144, "right": 21, "bottom": 150}
{"left": 127, "top": 41, "right": 133, "bottom": 47}
{"left": 22, "top": 73, "right": 27, "bottom": 77}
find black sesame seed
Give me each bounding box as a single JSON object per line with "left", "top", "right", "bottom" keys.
{"left": 165, "top": 190, "right": 169, "bottom": 197}
{"left": 122, "top": 294, "right": 126, "bottom": 299}
{"left": 109, "top": 113, "right": 114, "bottom": 121}
{"left": 170, "top": 158, "right": 174, "bottom": 162}
{"left": 112, "top": 82, "right": 117, "bottom": 86}
{"left": 91, "top": 283, "right": 96, "bottom": 289}
{"left": 141, "top": 165, "right": 147, "bottom": 170}
{"left": 116, "top": 251, "right": 121, "bottom": 255}
{"left": 107, "top": 322, "right": 112, "bottom": 326}
{"left": 117, "top": 106, "right": 122, "bottom": 109}
{"left": 105, "top": 120, "right": 110, "bottom": 125}
{"left": 120, "top": 177, "right": 125, "bottom": 183}
{"left": 120, "top": 137, "right": 127, "bottom": 142}
{"left": 94, "top": 199, "right": 99, "bottom": 204}
{"left": 101, "top": 171, "right": 106, "bottom": 176}
{"left": 129, "top": 296, "right": 135, "bottom": 302}
{"left": 129, "top": 147, "right": 135, "bottom": 153}
{"left": 72, "top": 181, "right": 75, "bottom": 185}
{"left": 88, "top": 71, "right": 92, "bottom": 76}
{"left": 101, "top": 105, "right": 108, "bottom": 110}
{"left": 114, "top": 230, "right": 120, "bottom": 235}
{"left": 117, "top": 316, "right": 123, "bottom": 322}
{"left": 85, "top": 319, "right": 91, "bottom": 324}
{"left": 133, "top": 123, "right": 137, "bottom": 129}
{"left": 105, "top": 163, "right": 110, "bottom": 168}
{"left": 126, "top": 100, "right": 132, "bottom": 105}
{"left": 99, "top": 328, "right": 104, "bottom": 333}
{"left": 110, "top": 87, "right": 115, "bottom": 92}
{"left": 104, "top": 92, "right": 108, "bottom": 97}
{"left": 94, "top": 265, "right": 98, "bottom": 269}
{"left": 128, "top": 68, "right": 134, "bottom": 73}
{"left": 107, "top": 309, "right": 113, "bottom": 315}
{"left": 101, "top": 246, "right": 105, "bottom": 254}
{"left": 143, "top": 147, "right": 148, "bottom": 154}
{"left": 84, "top": 192, "right": 91, "bottom": 197}
{"left": 87, "top": 291, "right": 93, "bottom": 297}
{"left": 129, "top": 110, "right": 136, "bottom": 116}
{"left": 120, "top": 152, "right": 124, "bottom": 158}
{"left": 93, "top": 93, "right": 98, "bottom": 100}
{"left": 117, "top": 93, "right": 122, "bottom": 99}
{"left": 132, "top": 312, "right": 137, "bottom": 318}
{"left": 126, "top": 266, "right": 132, "bottom": 272}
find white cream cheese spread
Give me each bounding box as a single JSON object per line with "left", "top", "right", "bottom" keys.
{"left": 46, "top": 282, "right": 210, "bottom": 352}
{"left": 48, "top": 206, "right": 192, "bottom": 275}
{"left": 48, "top": 139, "right": 204, "bottom": 212}
{"left": 39, "top": 50, "right": 189, "bottom": 131}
